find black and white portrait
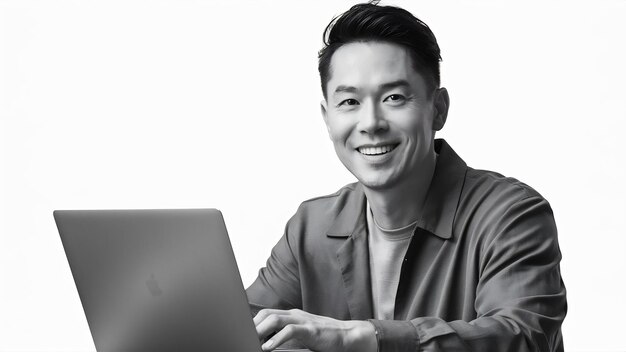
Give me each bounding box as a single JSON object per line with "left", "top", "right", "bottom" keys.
{"left": 1, "top": 1, "right": 624, "bottom": 351}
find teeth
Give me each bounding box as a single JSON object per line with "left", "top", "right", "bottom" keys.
{"left": 358, "top": 145, "right": 396, "bottom": 155}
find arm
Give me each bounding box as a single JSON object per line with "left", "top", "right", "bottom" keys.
{"left": 246, "top": 211, "right": 378, "bottom": 352}
{"left": 370, "top": 195, "right": 567, "bottom": 351}
{"left": 246, "top": 218, "right": 302, "bottom": 317}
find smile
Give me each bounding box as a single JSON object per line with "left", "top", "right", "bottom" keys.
{"left": 357, "top": 144, "right": 399, "bottom": 156}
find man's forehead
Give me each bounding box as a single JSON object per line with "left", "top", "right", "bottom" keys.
{"left": 326, "top": 41, "right": 423, "bottom": 93}
{"left": 334, "top": 41, "right": 409, "bottom": 60}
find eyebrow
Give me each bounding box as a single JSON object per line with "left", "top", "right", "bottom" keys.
{"left": 333, "top": 85, "right": 358, "bottom": 95}
{"left": 379, "top": 79, "right": 411, "bottom": 91}
{"left": 333, "top": 79, "right": 411, "bottom": 96}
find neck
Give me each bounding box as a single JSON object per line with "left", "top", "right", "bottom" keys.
{"left": 363, "top": 150, "right": 437, "bottom": 229}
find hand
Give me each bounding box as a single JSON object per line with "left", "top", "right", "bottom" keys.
{"left": 254, "top": 308, "right": 377, "bottom": 352}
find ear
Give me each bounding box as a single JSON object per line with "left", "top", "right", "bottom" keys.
{"left": 432, "top": 87, "right": 450, "bottom": 131}
{"left": 320, "top": 100, "right": 331, "bottom": 136}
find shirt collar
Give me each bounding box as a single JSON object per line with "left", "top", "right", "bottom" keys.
{"left": 326, "top": 139, "right": 467, "bottom": 240}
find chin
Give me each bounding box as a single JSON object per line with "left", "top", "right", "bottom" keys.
{"left": 340, "top": 158, "right": 400, "bottom": 190}
{"left": 355, "top": 173, "right": 398, "bottom": 190}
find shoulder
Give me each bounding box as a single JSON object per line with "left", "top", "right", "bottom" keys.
{"left": 464, "top": 167, "right": 544, "bottom": 203}
{"left": 461, "top": 167, "right": 551, "bottom": 223}
{"left": 298, "top": 182, "right": 361, "bottom": 212}
{"left": 460, "top": 166, "right": 553, "bottom": 229}
{"left": 458, "top": 167, "right": 556, "bottom": 251}
{"left": 284, "top": 182, "right": 362, "bottom": 236}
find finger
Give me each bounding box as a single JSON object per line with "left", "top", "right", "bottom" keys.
{"left": 253, "top": 308, "right": 291, "bottom": 326}
{"left": 256, "top": 312, "right": 304, "bottom": 341}
{"left": 261, "top": 323, "right": 311, "bottom": 351}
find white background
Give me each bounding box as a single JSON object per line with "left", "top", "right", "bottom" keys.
{"left": 1, "top": 0, "right": 625, "bottom": 351}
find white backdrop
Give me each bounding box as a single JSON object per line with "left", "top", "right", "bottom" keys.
{"left": 1, "top": 0, "right": 624, "bottom": 351}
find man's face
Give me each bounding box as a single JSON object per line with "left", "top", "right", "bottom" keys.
{"left": 321, "top": 41, "right": 447, "bottom": 190}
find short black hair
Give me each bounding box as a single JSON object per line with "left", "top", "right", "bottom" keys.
{"left": 318, "top": 1, "right": 442, "bottom": 99}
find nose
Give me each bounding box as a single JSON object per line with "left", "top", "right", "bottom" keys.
{"left": 357, "top": 100, "right": 388, "bottom": 134}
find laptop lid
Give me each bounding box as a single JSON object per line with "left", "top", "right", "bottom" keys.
{"left": 54, "top": 208, "right": 263, "bottom": 352}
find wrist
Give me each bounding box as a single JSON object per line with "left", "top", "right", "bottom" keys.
{"left": 345, "top": 320, "right": 377, "bottom": 352}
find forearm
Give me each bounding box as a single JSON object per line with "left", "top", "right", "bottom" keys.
{"left": 369, "top": 312, "right": 564, "bottom": 352}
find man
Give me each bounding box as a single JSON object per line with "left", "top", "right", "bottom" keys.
{"left": 246, "top": 2, "right": 567, "bottom": 352}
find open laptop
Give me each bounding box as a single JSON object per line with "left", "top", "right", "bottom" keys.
{"left": 54, "top": 209, "right": 310, "bottom": 352}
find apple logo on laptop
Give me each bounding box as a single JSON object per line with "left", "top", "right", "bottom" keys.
{"left": 146, "top": 274, "right": 163, "bottom": 296}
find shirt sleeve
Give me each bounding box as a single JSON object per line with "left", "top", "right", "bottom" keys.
{"left": 369, "top": 195, "right": 567, "bottom": 352}
{"left": 246, "top": 216, "right": 302, "bottom": 316}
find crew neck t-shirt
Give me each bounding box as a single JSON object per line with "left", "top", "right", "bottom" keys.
{"left": 366, "top": 203, "right": 416, "bottom": 320}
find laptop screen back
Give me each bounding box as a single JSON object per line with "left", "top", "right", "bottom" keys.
{"left": 54, "top": 209, "right": 262, "bottom": 352}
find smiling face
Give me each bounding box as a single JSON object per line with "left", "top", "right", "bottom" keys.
{"left": 321, "top": 41, "right": 448, "bottom": 190}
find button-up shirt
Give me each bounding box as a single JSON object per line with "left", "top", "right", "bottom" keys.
{"left": 246, "top": 139, "right": 567, "bottom": 351}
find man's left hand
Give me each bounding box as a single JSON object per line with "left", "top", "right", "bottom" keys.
{"left": 253, "top": 308, "right": 377, "bottom": 352}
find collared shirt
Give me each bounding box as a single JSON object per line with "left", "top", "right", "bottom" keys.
{"left": 246, "top": 139, "right": 567, "bottom": 352}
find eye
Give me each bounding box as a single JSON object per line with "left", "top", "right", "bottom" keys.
{"left": 338, "top": 98, "right": 360, "bottom": 107}
{"left": 384, "top": 94, "right": 406, "bottom": 104}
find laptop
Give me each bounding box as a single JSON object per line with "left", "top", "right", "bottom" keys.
{"left": 54, "top": 209, "right": 310, "bottom": 352}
